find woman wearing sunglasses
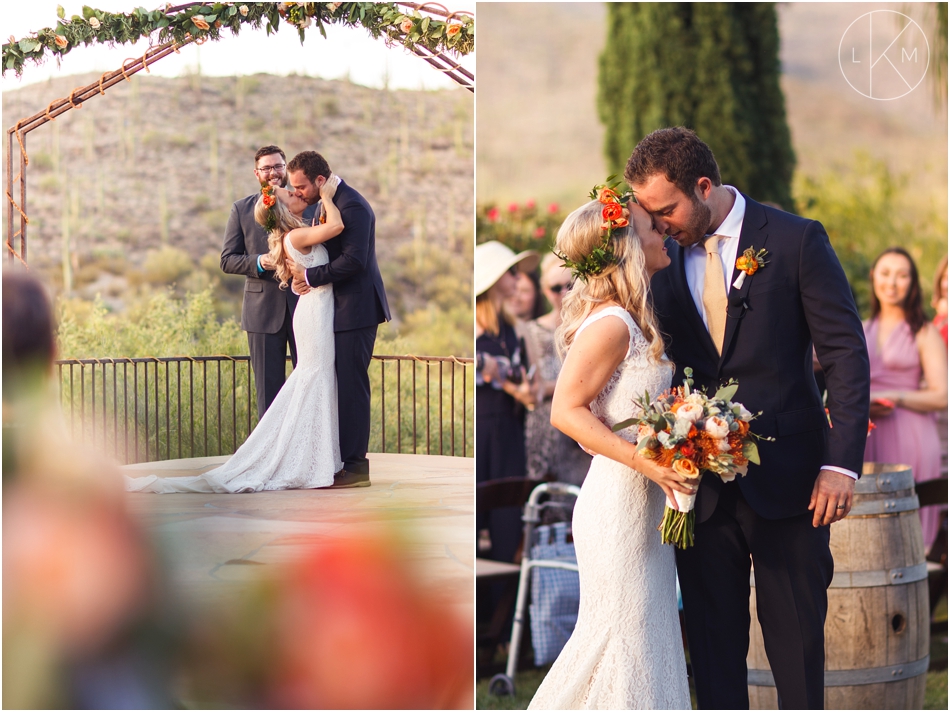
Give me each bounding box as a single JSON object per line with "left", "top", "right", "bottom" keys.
{"left": 522, "top": 253, "right": 592, "bottom": 485}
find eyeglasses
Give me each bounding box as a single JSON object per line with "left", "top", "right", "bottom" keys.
{"left": 548, "top": 282, "right": 572, "bottom": 294}
{"left": 256, "top": 163, "right": 286, "bottom": 174}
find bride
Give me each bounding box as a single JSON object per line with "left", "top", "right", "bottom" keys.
{"left": 527, "top": 198, "right": 693, "bottom": 709}
{"left": 126, "top": 177, "right": 345, "bottom": 493}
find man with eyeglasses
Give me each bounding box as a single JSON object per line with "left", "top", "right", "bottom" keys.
{"left": 220, "top": 145, "right": 299, "bottom": 419}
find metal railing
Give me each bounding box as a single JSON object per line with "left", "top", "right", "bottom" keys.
{"left": 55, "top": 354, "right": 473, "bottom": 465}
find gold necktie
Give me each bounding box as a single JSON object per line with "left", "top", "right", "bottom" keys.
{"left": 703, "top": 234, "right": 728, "bottom": 354}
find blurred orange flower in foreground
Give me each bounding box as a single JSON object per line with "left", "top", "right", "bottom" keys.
{"left": 186, "top": 531, "right": 473, "bottom": 709}
{"left": 271, "top": 535, "right": 472, "bottom": 709}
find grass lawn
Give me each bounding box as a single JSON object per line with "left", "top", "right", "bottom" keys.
{"left": 477, "top": 594, "right": 948, "bottom": 710}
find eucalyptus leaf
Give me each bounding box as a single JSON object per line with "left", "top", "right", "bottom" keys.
{"left": 18, "top": 39, "right": 39, "bottom": 53}
{"left": 612, "top": 417, "right": 638, "bottom": 432}
{"left": 714, "top": 383, "right": 738, "bottom": 401}
{"left": 57, "top": 5, "right": 65, "bottom": 19}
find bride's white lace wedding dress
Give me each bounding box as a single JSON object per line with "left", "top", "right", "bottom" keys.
{"left": 528, "top": 307, "right": 691, "bottom": 710}
{"left": 126, "top": 238, "right": 341, "bottom": 494}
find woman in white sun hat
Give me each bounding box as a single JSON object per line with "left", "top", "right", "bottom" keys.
{"left": 475, "top": 240, "right": 539, "bottom": 561}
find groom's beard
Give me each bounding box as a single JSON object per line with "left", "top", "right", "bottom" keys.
{"left": 673, "top": 198, "right": 713, "bottom": 248}
{"left": 266, "top": 175, "right": 288, "bottom": 188}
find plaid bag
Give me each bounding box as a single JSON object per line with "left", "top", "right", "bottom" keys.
{"left": 529, "top": 521, "right": 580, "bottom": 665}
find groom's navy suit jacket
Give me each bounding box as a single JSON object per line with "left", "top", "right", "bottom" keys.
{"left": 650, "top": 195, "right": 870, "bottom": 521}
{"left": 303, "top": 179, "right": 391, "bottom": 332}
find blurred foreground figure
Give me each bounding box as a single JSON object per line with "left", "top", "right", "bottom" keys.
{"left": 3, "top": 271, "right": 174, "bottom": 709}
{"left": 183, "top": 530, "right": 474, "bottom": 709}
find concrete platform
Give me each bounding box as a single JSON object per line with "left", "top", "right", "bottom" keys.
{"left": 123, "top": 453, "right": 474, "bottom": 620}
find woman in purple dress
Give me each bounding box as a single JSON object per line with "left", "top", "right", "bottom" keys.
{"left": 863, "top": 247, "right": 948, "bottom": 552}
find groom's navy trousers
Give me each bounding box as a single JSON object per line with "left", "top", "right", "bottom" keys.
{"left": 303, "top": 180, "right": 391, "bottom": 474}
{"left": 651, "top": 196, "right": 870, "bottom": 710}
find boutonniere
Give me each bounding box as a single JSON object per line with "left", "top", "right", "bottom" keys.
{"left": 733, "top": 248, "right": 769, "bottom": 288}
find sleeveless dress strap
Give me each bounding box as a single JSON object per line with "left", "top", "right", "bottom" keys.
{"left": 576, "top": 306, "right": 637, "bottom": 360}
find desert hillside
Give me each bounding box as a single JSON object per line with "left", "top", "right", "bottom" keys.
{"left": 3, "top": 71, "right": 474, "bottom": 338}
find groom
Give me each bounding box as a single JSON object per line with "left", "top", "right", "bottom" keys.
{"left": 627, "top": 128, "right": 870, "bottom": 709}
{"left": 285, "top": 151, "right": 391, "bottom": 488}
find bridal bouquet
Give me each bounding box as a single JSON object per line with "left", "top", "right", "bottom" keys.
{"left": 613, "top": 368, "right": 771, "bottom": 548}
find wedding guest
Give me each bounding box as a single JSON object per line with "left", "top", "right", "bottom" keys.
{"left": 522, "top": 253, "right": 592, "bottom": 485}
{"left": 932, "top": 255, "right": 948, "bottom": 480}
{"left": 863, "top": 248, "right": 948, "bottom": 552}
{"left": 3, "top": 271, "right": 169, "bottom": 709}
{"left": 505, "top": 269, "right": 545, "bottom": 331}
{"left": 475, "top": 241, "right": 538, "bottom": 563}
{"left": 933, "top": 255, "right": 948, "bottom": 345}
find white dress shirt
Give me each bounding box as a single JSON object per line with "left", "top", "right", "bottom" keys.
{"left": 683, "top": 187, "right": 857, "bottom": 481}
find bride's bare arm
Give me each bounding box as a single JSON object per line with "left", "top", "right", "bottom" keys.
{"left": 287, "top": 176, "right": 344, "bottom": 250}
{"left": 551, "top": 314, "right": 696, "bottom": 506}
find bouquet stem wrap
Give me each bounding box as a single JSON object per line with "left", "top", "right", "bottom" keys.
{"left": 662, "top": 476, "right": 699, "bottom": 548}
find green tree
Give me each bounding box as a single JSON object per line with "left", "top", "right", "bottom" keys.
{"left": 599, "top": 2, "right": 796, "bottom": 208}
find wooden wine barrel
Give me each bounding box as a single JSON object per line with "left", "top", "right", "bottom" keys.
{"left": 747, "top": 463, "right": 930, "bottom": 709}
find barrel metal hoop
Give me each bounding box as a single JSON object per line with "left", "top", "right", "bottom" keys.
{"left": 828, "top": 561, "right": 929, "bottom": 588}
{"left": 748, "top": 655, "right": 930, "bottom": 687}
{"left": 847, "top": 494, "right": 919, "bottom": 516}
{"left": 751, "top": 561, "right": 927, "bottom": 588}
{"left": 853, "top": 468, "right": 915, "bottom": 494}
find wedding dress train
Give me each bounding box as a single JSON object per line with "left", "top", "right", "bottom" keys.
{"left": 126, "top": 238, "right": 341, "bottom": 494}
{"left": 528, "top": 307, "right": 691, "bottom": 710}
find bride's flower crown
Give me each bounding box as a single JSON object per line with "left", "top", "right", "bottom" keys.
{"left": 260, "top": 183, "right": 278, "bottom": 232}
{"left": 558, "top": 176, "right": 634, "bottom": 281}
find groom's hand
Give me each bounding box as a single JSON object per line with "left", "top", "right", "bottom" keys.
{"left": 808, "top": 469, "right": 855, "bottom": 527}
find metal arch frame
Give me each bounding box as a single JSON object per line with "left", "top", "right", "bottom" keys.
{"left": 4, "top": 1, "right": 474, "bottom": 266}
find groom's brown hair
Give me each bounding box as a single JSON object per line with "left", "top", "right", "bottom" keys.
{"left": 287, "top": 151, "right": 332, "bottom": 182}
{"left": 625, "top": 127, "right": 721, "bottom": 199}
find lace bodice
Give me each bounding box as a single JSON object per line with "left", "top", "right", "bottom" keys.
{"left": 576, "top": 307, "right": 673, "bottom": 440}
{"left": 285, "top": 236, "right": 329, "bottom": 270}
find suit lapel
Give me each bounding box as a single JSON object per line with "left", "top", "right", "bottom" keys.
{"left": 719, "top": 195, "right": 770, "bottom": 369}
{"left": 667, "top": 240, "right": 720, "bottom": 364}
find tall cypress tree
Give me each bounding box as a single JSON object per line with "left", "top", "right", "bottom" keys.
{"left": 598, "top": 3, "right": 796, "bottom": 209}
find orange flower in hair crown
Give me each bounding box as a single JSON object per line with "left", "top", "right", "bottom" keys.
{"left": 260, "top": 184, "right": 278, "bottom": 231}
{"left": 558, "top": 176, "right": 634, "bottom": 281}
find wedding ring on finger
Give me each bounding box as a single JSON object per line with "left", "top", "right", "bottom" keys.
{"left": 835, "top": 504, "right": 846, "bottom": 510}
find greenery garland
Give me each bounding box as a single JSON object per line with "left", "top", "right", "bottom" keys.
{"left": 2, "top": 2, "right": 474, "bottom": 77}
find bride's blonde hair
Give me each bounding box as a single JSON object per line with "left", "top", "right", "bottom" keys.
{"left": 555, "top": 200, "right": 666, "bottom": 364}
{"left": 254, "top": 194, "right": 304, "bottom": 288}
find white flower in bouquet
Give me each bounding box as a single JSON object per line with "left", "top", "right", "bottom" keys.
{"left": 676, "top": 402, "right": 704, "bottom": 423}
{"left": 733, "top": 403, "right": 753, "bottom": 421}
{"left": 657, "top": 431, "right": 671, "bottom": 447}
{"left": 685, "top": 393, "right": 706, "bottom": 406}
{"left": 705, "top": 416, "right": 730, "bottom": 439}
{"left": 717, "top": 438, "right": 732, "bottom": 452}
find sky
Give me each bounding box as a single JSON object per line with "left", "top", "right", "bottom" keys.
{"left": 1, "top": 1, "right": 475, "bottom": 92}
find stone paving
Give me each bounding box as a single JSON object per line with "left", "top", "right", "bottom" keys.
{"left": 123, "top": 452, "right": 475, "bottom": 618}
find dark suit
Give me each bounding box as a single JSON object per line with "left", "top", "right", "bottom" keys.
{"left": 220, "top": 193, "right": 299, "bottom": 418}
{"left": 651, "top": 196, "right": 870, "bottom": 709}
{"left": 303, "top": 179, "right": 390, "bottom": 474}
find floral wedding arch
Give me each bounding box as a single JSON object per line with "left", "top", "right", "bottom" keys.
{"left": 3, "top": 1, "right": 474, "bottom": 265}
